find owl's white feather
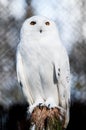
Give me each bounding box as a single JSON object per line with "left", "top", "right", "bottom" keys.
{"left": 16, "top": 15, "right": 70, "bottom": 128}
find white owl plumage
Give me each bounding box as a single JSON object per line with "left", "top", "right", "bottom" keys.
{"left": 16, "top": 15, "right": 70, "bottom": 128}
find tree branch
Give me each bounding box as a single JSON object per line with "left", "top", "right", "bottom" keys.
{"left": 28, "top": 106, "right": 65, "bottom": 130}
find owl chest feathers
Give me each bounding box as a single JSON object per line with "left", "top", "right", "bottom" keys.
{"left": 20, "top": 37, "right": 61, "bottom": 66}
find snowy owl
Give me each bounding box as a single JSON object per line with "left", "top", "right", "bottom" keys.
{"left": 16, "top": 15, "right": 70, "bottom": 128}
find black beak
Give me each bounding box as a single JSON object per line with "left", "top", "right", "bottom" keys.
{"left": 40, "top": 29, "right": 42, "bottom": 33}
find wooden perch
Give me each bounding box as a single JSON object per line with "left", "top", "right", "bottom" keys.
{"left": 27, "top": 106, "right": 65, "bottom": 130}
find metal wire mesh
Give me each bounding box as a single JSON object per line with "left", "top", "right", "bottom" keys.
{"left": 0, "top": 0, "right": 86, "bottom": 108}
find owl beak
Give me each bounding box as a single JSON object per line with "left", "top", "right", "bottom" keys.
{"left": 39, "top": 29, "right": 42, "bottom": 33}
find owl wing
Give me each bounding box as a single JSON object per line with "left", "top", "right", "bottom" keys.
{"left": 54, "top": 48, "right": 70, "bottom": 128}
{"left": 16, "top": 48, "right": 33, "bottom": 105}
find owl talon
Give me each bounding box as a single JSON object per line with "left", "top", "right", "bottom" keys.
{"left": 38, "top": 103, "right": 44, "bottom": 109}
{"left": 39, "top": 103, "right": 43, "bottom": 106}
{"left": 29, "top": 98, "right": 44, "bottom": 113}
{"left": 48, "top": 104, "right": 50, "bottom": 108}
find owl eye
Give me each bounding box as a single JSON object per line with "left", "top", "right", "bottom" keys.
{"left": 45, "top": 21, "right": 50, "bottom": 25}
{"left": 30, "top": 21, "right": 36, "bottom": 25}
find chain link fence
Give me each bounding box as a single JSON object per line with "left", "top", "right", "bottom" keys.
{"left": 0, "top": 0, "right": 86, "bottom": 108}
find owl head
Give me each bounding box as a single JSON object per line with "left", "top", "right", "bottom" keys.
{"left": 20, "top": 15, "right": 60, "bottom": 41}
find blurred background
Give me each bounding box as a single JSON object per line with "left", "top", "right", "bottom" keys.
{"left": 0, "top": 0, "right": 86, "bottom": 130}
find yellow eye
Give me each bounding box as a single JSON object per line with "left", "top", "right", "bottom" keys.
{"left": 30, "top": 21, "right": 36, "bottom": 25}
{"left": 45, "top": 21, "right": 50, "bottom": 26}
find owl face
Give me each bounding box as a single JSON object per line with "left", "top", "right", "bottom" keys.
{"left": 29, "top": 16, "right": 51, "bottom": 33}
{"left": 21, "top": 16, "right": 58, "bottom": 39}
